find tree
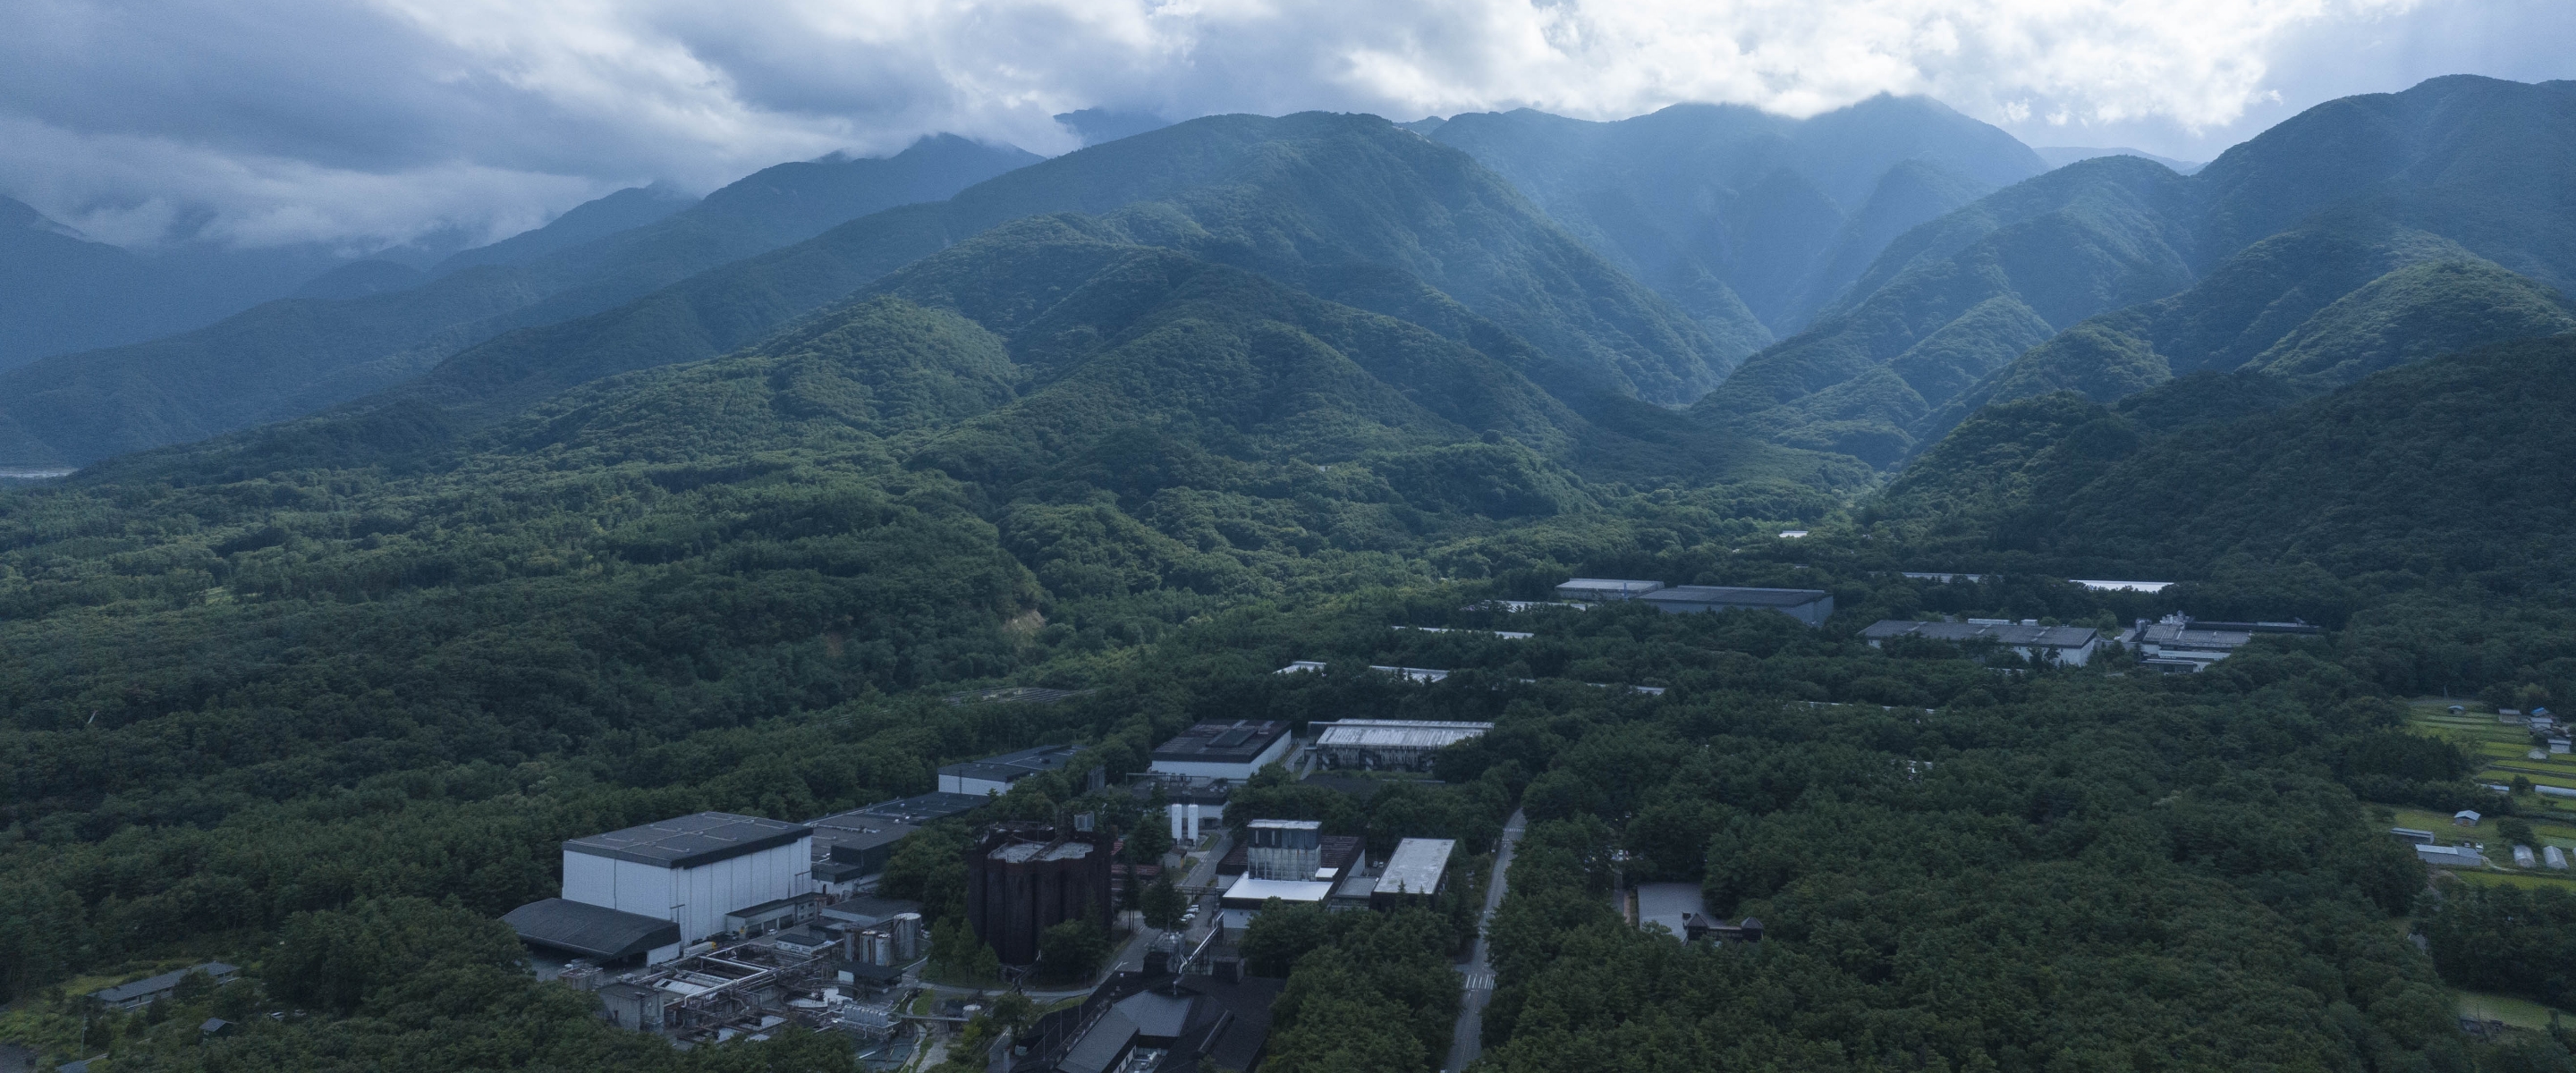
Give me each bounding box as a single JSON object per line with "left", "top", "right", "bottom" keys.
{"left": 1140, "top": 874, "right": 1190, "bottom": 932}
{"left": 1036, "top": 920, "right": 1108, "bottom": 984}
{"left": 1241, "top": 901, "right": 1334, "bottom": 977}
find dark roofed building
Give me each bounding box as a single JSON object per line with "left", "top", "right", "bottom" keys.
{"left": 847, "top": 791, "right": 989, "bottom": 825}
{"left": 503, "top": 899, "right": 683, "bottom": 966}
{"left": 941, "top": 744, "right": 1086, "bottom": 796}
{"left": 564, "top": 812, "right": 809, "bottom": 869}
{"left": 968, "top": 822, "right": 1115, "bottom": 965}
{"left": 89, "top": 962, "right": 240, "bottom": 1011}
{"left": 1149, "top": 720, "right": 1294, "bottom": 781}
{"left": 1011, "top": 969, "right": 1284, "bottom": 1073}
{"left": 806, "top": 812, "right": 919, "bottom": 892}
{"left": 1861, "top": 620, "right": 2104, "bottom": 666}
{"left": 1639, "top": 586, "right": 1834, "bottom": 626}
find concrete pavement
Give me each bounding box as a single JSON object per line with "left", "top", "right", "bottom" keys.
{"left": 1443, "top": 809, "right": 1526, "bottom": 1073}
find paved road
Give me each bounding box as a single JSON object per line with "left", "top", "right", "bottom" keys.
{"left": 1110, "top": 829, "right": 1234, "bottom": 974}
{"left": 1443, "top": 809, "right": 1526, "bottom": 1073}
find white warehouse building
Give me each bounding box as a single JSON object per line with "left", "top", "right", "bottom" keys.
{"left": 559, "top": 812, "right": 815, "bottom": 946}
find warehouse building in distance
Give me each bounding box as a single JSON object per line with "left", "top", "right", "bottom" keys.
{"left": 504, "top": 812, "right": 814, "bottom": 967}
{"left": 940, "top": 743, "right": 1087, "bottom": 797}
{"left": 1640, "top": 586, "right": 1834, "bottom": 626}
{"left": 1148, "top": 720, "right": 1294, "bottom": 781}
{"left": 2127, "top": 614, "right": 2323, "bottom": 672}
{"left": 1309, "top": 719, "right": 1494, "bottom": 773}
{"left": 1554, "top": 578, "right": 1664, "bottom": 602}
{"left": 1860, "top": 620, "right": 2104, "bottom": 666}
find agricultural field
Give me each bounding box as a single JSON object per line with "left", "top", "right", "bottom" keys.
{"left": 2456, "top": 990, "right": 2576, "bottom": 1032}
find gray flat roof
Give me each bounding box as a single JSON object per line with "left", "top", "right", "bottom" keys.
{"left": 939, "top": 743, "right": 1083, "bottom": 784}
{"left": 1556, "top": 578, "right": 1664, "bottom": 595}
{"left": 503, "top": 899, "right": 681, "bottom": 960}
{"left": 1863, "top": 621, "right": 2100, "bottom": 648}
{"left": 847, "top": 791, "right": 988, "bottom": 824}
{"left": 563, "top": 812, "right": 809, "bottom": 869}
{"left": 1640, "top": 586, "right": 1829, "bottom": 607}
{"left": 90, "top": 962, "right": 239, "bottom": 1004}
{"left": 1377, "top": 838, "right": 1454, "bottom": 896}
{"left": 1150, "top": 720, "right": 1291, "bottom": 765}
{"left": 564, "top": 813, "right": 803, "bottom": 869}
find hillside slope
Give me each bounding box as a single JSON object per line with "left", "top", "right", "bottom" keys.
{"left": 1429, "top": 97, "right": 2044, "bottom": 339}
{"left": 0, "top": 136, "right": 1038, "bottom": 467}
{"left": 1873, "top": 335, "right": 2576, "bottom": 593}
{"left": 79, "top": 112, "right": 1749, "bottom": 484}
{"left": 1933, "top": 216, "right": 2576, "bottom": 426}
{"left": 1692, "top": 75, "right": 2576, "bottom": 467}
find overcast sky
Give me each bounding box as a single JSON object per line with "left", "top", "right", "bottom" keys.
{"left": 5, "top": 0, "right": 2570, "bottom": 252}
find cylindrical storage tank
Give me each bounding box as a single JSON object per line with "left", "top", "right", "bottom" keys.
{"left": 892, "top": 913, "right": 922, "bottom": 960}
{"left": 1185, "top": 803, "right": 1200, "bottom": 842}
{"left": 1169, "top": 803, "right": 1185, "bottom": 841}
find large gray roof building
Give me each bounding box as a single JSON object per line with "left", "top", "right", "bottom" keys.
{"left": 1640, "top": 586, "right": 1834, "bottom": 627}
{"left": 1148, "top": 720, "right": 1294, "bottom": 780}
{"left": 1309, "top": 719, "right": 1493, "bottom": 773}
{"left": 1861, "top": 620, "right": 2104, "bottom": 666}
{"left": 941, "top": 744, "right": 1085, "bottom": 797}
{"left": 1554, "top": 578, "right": 1665, "bottom": 602}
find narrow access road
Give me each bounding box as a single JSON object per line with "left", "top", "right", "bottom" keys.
{"left": 1109, "top": 829, "right": 1234, "bottom": 975}
{"left": 1443, "top": 808, "right": 1525, "bottom": 1073}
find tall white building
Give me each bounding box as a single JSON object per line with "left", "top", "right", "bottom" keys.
{"left": 559, "top": 812, "right": 814, "bottom": 945}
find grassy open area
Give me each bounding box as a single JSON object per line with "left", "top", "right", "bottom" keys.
{"left": 2457, "top": 990, "right": 2576, "bottom": 1031}
{"left": 2453, "top": 869, "right": 2576, "bottom": 892}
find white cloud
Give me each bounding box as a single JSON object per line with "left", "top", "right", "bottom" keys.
{"left": 5, "top": 0, "right": 2548, "bottom": 250}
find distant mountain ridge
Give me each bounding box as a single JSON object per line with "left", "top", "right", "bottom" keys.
{"left": 72, "top": 111, "right": 1755, "bottom": 485}
{"left": 1424, "top": 96, "right": 2047, "bottom": 342}
{"left": 1693, "top": 75, "right": 2576, "bottom": 466}
{"left": 0, "top": 136, "right": 1041, "bottom": 467}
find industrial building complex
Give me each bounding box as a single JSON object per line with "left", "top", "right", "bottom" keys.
{"left": 967, "top": 819, "right": 1116, "bottom": 966}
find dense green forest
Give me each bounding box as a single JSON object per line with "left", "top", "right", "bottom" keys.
{"left": 9, "top": 73, "right": 2576, "bottom": 1073}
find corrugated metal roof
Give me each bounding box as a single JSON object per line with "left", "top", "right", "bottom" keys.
{"left": 1314, "top": 719, "right": 1494, "bottom": 748}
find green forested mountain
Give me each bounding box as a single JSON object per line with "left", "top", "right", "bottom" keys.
{"left": 82, "top": 110, "right": 1743, "bottom": 484}
{"left": 13, "top": 80, "right": 2576, "bottom": 1073}
{"left": 0, "top": 197, "right": 405, "bottom": 372}
{"left": 1935, "top": 218, "right": 2576, "bottom": 425}
{"left": 1871, "top": 335, "right": 2576, "bottom": 597}
{"left": 1426, "top": 96, "right": 2045, "bottom": 340}
{"left": 0, "top": 136, "right": 1039, "bottom": 468}
{"left": 1689, "top": 155, "right": 2197, "bottom": 464}
{"left": 1693, "top": 75, "right": 2576, "bottom": 465}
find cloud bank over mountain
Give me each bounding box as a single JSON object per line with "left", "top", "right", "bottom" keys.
{"left": 4, "top": 0, "right": 2565, "bottom": 253}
